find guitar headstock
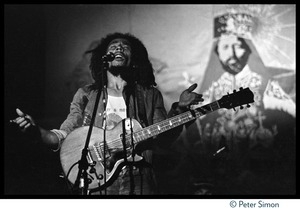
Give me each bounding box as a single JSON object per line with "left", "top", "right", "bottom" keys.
{"left": 218, "top": 87, "right": 254, "bottom": 110}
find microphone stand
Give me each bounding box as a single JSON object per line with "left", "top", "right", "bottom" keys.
{"left": 101, "top": 59, "right": 109, "bottom": 195}
{"left": 129, "top": 118, "right": 136, "bottom": 195}
{"left": 73, "top": 56, "right": 110, "bottom": 195}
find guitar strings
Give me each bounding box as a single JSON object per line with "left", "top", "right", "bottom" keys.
{"left": 91, "top": 110, "right": 199, "bottom": 157}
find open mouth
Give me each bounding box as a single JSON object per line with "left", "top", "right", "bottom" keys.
{"left": 114, "top": 53, "right": 125, "bottom": 61}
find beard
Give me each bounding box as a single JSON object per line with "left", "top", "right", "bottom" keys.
{"left": 221, "top": 54, "right": 249, "bottom": 75}
{"left": 222, "top": 61, "right": 244, "bottom": 75}
{"left": 108, "top": 66, "right": 135, "bottom": 83}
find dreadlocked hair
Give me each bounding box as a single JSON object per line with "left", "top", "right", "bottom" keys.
{"left": 88, "top": 32, "right": 156, "bottom": 90}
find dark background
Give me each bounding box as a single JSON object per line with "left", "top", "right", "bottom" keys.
{"left": 4, "top": 5, "right": 68, "bottom": 196}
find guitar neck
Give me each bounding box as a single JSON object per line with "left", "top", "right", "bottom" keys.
{"left": 133, "top": 100, "right": 221, "bottom": 143}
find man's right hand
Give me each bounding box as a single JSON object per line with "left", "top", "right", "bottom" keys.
{"left": 10, "top": 108, "right": 36, "bottom": 132}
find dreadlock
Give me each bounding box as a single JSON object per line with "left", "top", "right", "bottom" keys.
{"left": 88, "top": 32, "right": 156, "bottom": 90}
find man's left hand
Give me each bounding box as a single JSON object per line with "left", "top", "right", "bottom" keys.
{"left": 178, "top": 83, "right": 204, "bottom": 109}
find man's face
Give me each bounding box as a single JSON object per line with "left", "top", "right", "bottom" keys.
{"left": 107, "top": 38, "right": 132, "bottom": 68}
{"left": 217, "top": 34, "right": 250, "bottom": 75}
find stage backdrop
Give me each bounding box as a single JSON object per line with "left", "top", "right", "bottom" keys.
{"left": 43, "top": 4, "right": 295, "bottom": 121}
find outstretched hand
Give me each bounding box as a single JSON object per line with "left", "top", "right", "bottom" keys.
{"left": 10, "top": 108, "right": 36, "bottom": 132}
{"left": 178, "top": 83, "right": 204, "bottom": 109}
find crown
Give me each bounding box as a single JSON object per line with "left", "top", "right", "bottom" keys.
{"left": 214, "top": 13, "right": 254, "bottom": 39}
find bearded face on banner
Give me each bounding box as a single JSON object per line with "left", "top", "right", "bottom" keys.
{"left": 180, "top": 6, "right": 295, "bottom": 195}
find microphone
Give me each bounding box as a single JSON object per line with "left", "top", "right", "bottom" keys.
{"left": 101, "top": 52, "right": 115, "bottom": 61}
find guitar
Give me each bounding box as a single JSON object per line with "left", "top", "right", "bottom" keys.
{"left": 60, "top": 87, "right": 254, "bottom": 193}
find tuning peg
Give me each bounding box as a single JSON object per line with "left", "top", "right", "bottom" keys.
{"left": 247, "top": 104, "right": 251, "bottom": 108}
{"left": 240, "top": 105, "right": 244, "bottom": 109}
{"left": 233, "top": 89, "right": 237, "bottom": 93}
{"left": 239, "top": 87, "right": 243, "bottom": 91}
{"left": 233, "top": 107, "right": 236, "bottom": 111}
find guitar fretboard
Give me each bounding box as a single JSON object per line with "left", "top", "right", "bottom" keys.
{"left": 133, "top": 100, "right": 220, "bottom": 143}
